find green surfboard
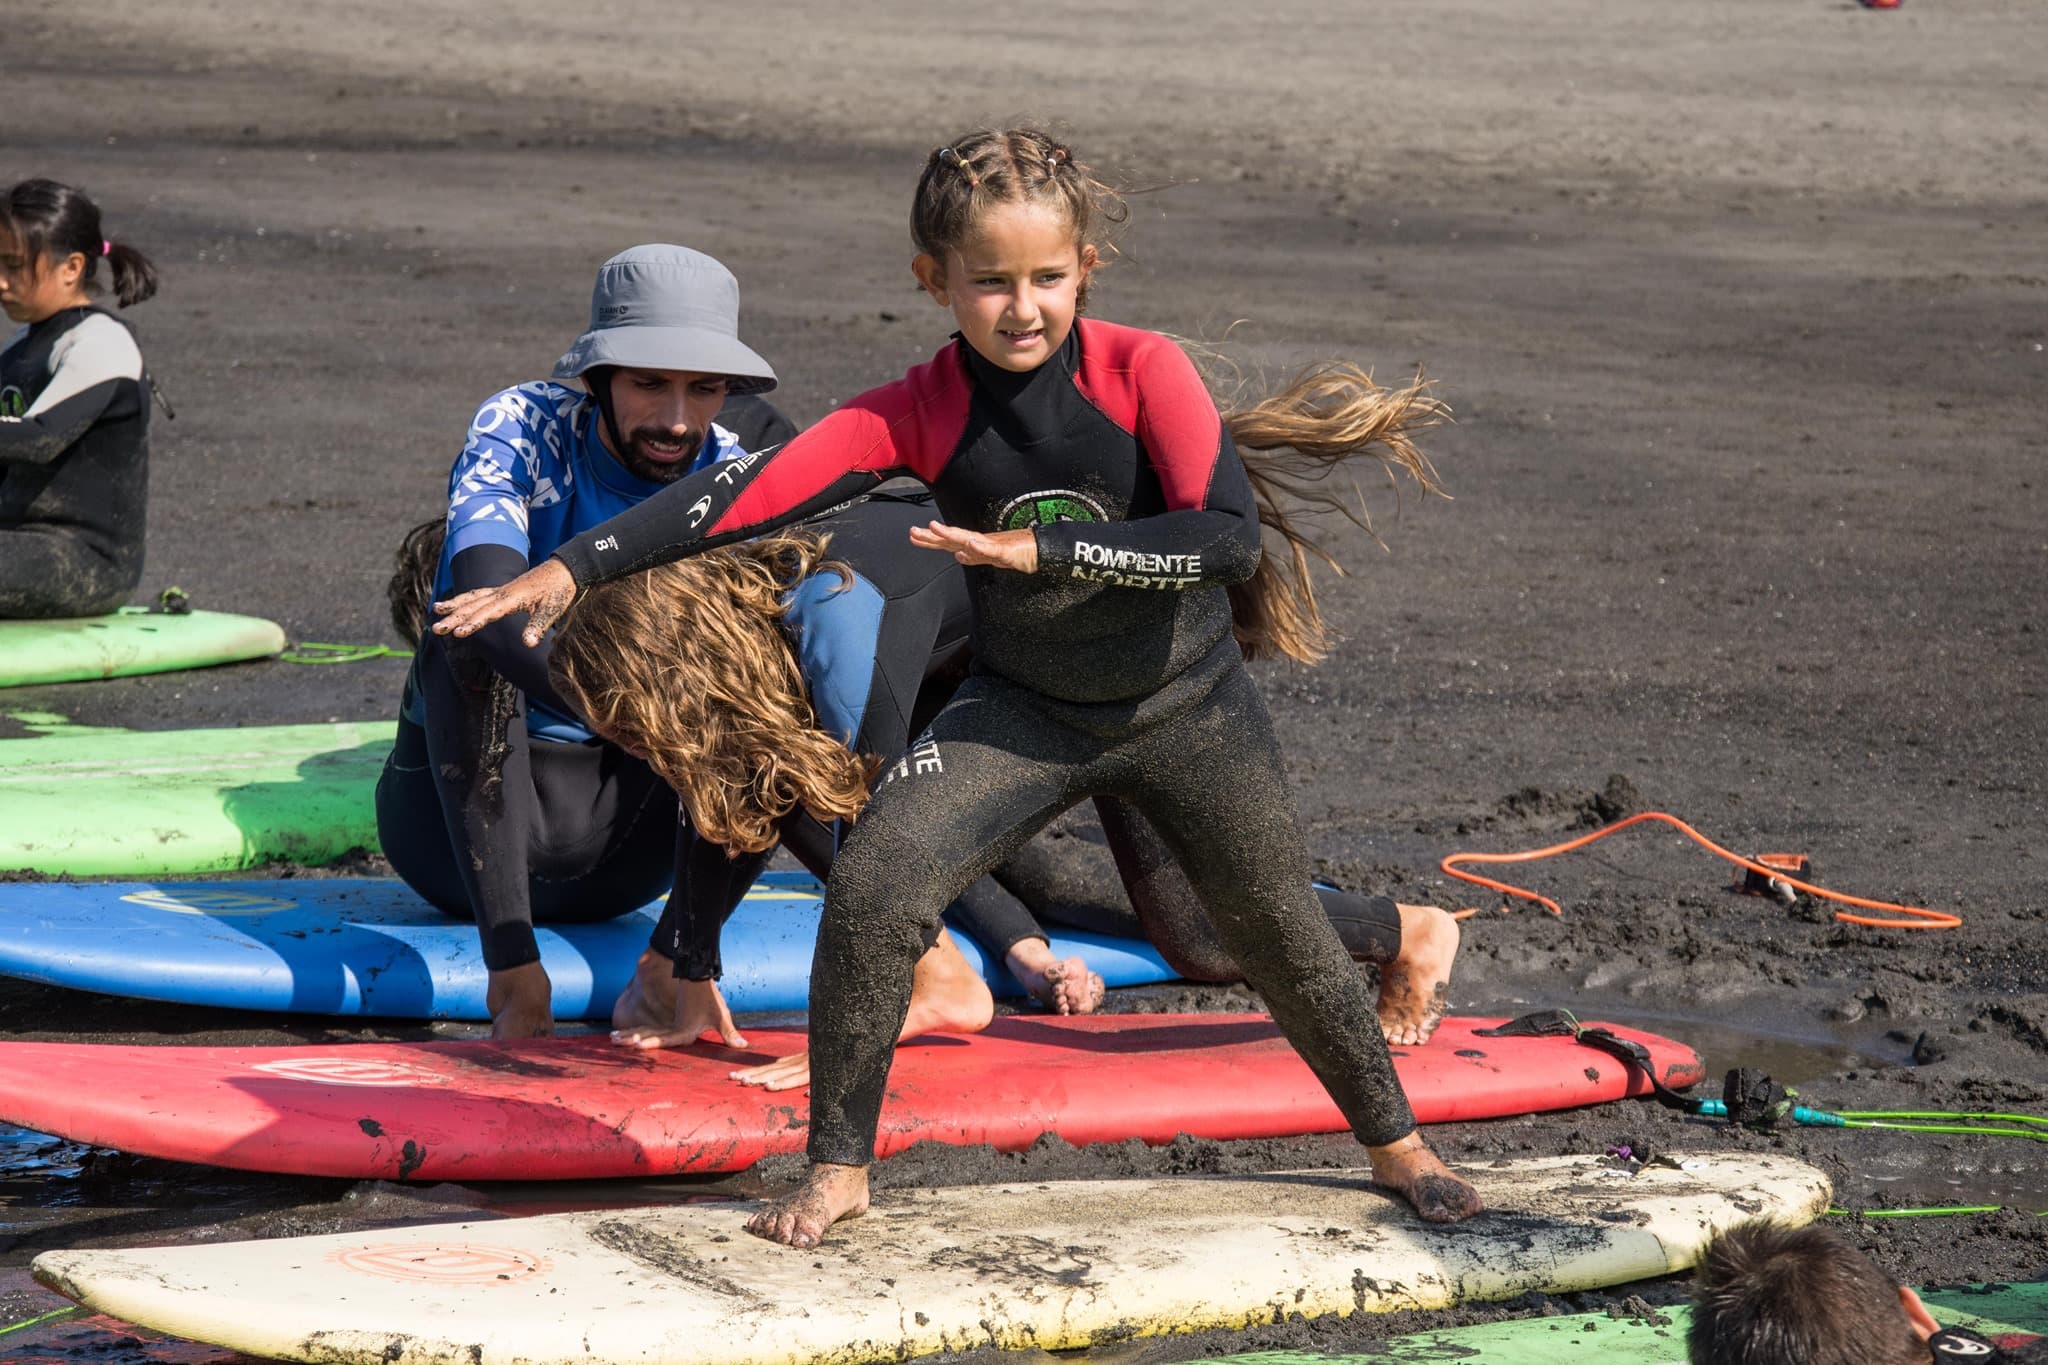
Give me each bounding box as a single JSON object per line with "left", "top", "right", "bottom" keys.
{"left": 1214, "top": 1282, "right": 2046, "bottom": 1363}
{"left": 0, "top": 721, "right": 392, "bottom": 876}
{"left": 0, "top": 607, "right": 287, "bottom": 688}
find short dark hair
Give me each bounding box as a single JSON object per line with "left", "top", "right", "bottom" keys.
{"left": 1689, "top": 1221, "right": 1928, "bottom": 1365}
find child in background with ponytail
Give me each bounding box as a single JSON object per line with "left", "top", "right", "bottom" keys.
{"left": 0, "top": 178, "right": 160, "bottom": 618}
{"left": 436, "top": 126, "right": 1482, "bottom": 1247}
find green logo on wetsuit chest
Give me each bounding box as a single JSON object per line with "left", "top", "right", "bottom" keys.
{"left": 0, "top": 386, "right": 25, "bottom": 419}
{"left": 998, "top": 489, "right": 1107, "bottom": 531}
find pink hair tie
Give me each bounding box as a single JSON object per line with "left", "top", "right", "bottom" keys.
{"left": 101, "top": 240, "right": 112, "bottom": 257}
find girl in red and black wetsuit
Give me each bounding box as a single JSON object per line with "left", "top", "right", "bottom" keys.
{"left": 436, "top": 127, "right": 1481, "bottom": 1244}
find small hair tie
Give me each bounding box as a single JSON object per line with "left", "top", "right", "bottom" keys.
{"left": 937, "top": 146, "right": 979, "bottom": 188}
{"left": 1046, "top": 147, "right": 1069, "bottom": 175}
{"left": 101, "top": 240, "right": 112, "bottom": 257}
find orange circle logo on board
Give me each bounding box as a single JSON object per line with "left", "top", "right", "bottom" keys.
{"left": 329, "top": 1242, "right": 554, "bottom": 1284}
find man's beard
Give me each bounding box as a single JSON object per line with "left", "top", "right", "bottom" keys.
{"left": 618, "top": 426, "right": 705, "bottom": 484}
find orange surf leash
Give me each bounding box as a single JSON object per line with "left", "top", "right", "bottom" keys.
{"left": 1441, "top": 810, "right": 1961, "bottom": 930}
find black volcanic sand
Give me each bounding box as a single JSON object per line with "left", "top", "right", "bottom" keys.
{"left": 1, "top": 0, "right": 2043, "bottom": 1358}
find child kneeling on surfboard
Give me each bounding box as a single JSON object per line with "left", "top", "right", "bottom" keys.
{"left": 436, "top": 126, "right": 1481, "bottom": 1243}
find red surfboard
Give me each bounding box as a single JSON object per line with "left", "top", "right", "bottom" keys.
{"left": 0, "top": 1015, "right": 1701, "bottom": 1182}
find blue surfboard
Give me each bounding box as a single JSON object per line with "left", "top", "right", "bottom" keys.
{"left": 0, "top": 875, "right": 1175, "bottom": 1020}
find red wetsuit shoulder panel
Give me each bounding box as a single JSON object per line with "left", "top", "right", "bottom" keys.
{"left": 709, "top": 343, "right": 975, "bottom": 537}
{"left": 1069, "top": 319, "right": 1225, "bottom": 511}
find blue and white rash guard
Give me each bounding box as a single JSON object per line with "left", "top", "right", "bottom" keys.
{"left": 433, "top": 381, "right": 751, "bottom": 740}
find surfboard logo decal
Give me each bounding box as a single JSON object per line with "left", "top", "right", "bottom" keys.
{"left": 122, "top": 889, "right": 297, "bottom": 916}
{"left": 250, "top": 1057, "right": 447, "bottom": 1087}
{"left": 329, "top": 1242, "right": 554, "bottom": 1284}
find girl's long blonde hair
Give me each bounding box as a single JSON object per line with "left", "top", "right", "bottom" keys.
{"left": 1224, "top": 362, "right": 1447, "bottom": 664}
{"left": 548, "top": 532, "right": 880, "bottom": 854}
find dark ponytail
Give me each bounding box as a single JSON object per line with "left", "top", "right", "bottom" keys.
{"left": 0, "top": 178, "right": 159, "bottom": 308}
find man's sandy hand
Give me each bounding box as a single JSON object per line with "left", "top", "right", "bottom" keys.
{"left": 486, "top": 962, "right": 556, "bottom": 1040}
{"left": 433, "top": 557, "right": 577, "bottom": 646}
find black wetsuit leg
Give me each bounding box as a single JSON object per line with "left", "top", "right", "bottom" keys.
{"left": 803, "top": 659, "right": 1417, "bottom": 1168}
{"left": 1095, "top": 800, "right": 1404, "bottom": 977}
{"left": 373, "top": 630, "right": 679, "bottom": 970}
{"left": 1098, "top": 666, "right": 1413, "bottom": 1153}
{"left": 943, "top": 798, "right": 1403, "bottom": 976}
{"left": 0, "top": 526, "right": 134, "bottom": 618}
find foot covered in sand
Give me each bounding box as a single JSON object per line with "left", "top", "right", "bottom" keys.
{"left": 731, "top": 928, "right": 995, "bottom": 1091}
{"left": 745, "top": 1162, "right": 869, "bottom": 1248}
{"left": 1005, "top": 937, "right": 1105, "bottom": 1014}
{"left": 486, "top": 961, "right": 556, "bottom": 1040}
{"left": 1367, "top": 1131, "right": 1483, "bottom": 1223}
{"left": 1376, "top": 904, "right": 1460, "bottom": 1046}
{"left": 610, "top": 950, "right": 748, "bottom": 1051}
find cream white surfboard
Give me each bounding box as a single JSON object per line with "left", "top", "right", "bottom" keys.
{"left": 32, "top": 1152, "right": 1830, "bottom": 1365}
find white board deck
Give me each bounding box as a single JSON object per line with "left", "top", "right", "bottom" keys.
{"left": 32, "top": 1152, "right": 1831, "bottom": 1365}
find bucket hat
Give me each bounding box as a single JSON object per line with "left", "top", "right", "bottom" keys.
{"left": 552, "top": 245, "right": 776, "bottom": 395}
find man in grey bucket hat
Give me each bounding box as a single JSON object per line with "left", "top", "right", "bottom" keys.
{"left": 555, "top": 244, "right": 787, "bottom": 482}
{"left": 374, "top": 244, "right": 798, "bottom": 1038}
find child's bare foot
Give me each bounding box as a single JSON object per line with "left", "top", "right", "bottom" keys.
{"left": 1367, "top": 1131, "right": 1483, "bottom": 1223}
{"left": 610, "top": 949, "right": 677, "bottom": 1035}
{"left": 907, "top": 929, "right": 997, "bottom": 1036}
{"left": 745, "top": 1162, "right": 870, "bottom": 1248}
{"left": 1005, "top": 937, "right": 1105, "bottom": 1014}
{"left": 485, "top": 962, "right": 555, "bottom": 1040}
{"left": 731, "top": 930, "right": 993, "bottom": 1090}
{"left": 1377, "top": 905, "right": 1459, "bottom": 1046}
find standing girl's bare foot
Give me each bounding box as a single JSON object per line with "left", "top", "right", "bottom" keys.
{"left": 1005, "top": 937, "right": 1105, "bottom": 1014}
{"left": 1376, "top": 905, "right": 1460, "bottom": 1046}
{"left": 745, "top": 1162, "right": 870, "bottom": 1248}
{"left": 1366, "top": 1131, "right": 1483, "bottom": 1223}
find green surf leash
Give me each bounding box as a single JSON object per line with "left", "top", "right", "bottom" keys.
{"left": 1476, "top": 1011, "right": 2048, "bottom": 1146}
{"left": 0, "top": 1305, "right": 83, "bottom": 1337}
{"left": 1827, "top": 1205, "right": 2047, "bottom": 1218}
{"left": 1694, "top": 1099, "right": 2048, "bottom": 1143}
